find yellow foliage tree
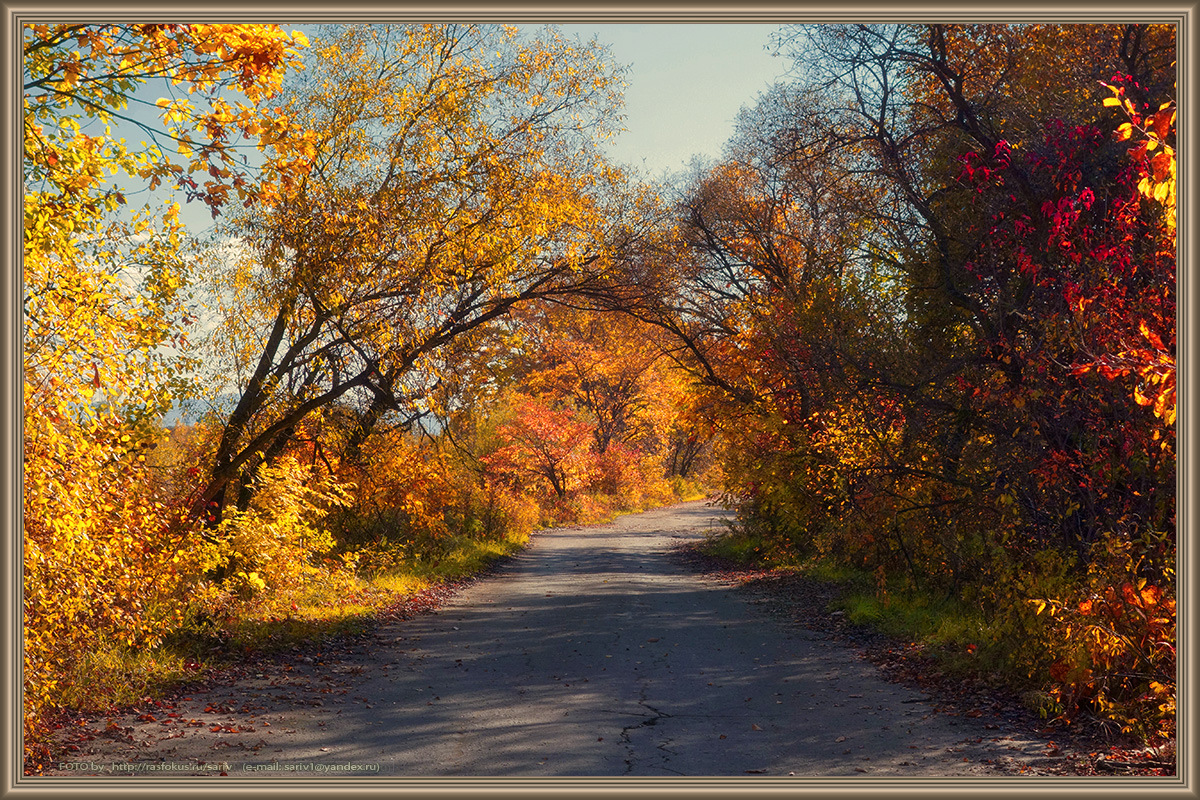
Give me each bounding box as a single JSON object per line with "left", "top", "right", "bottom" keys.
{"left": 198, "top": 24, "right": 630, "bottom": 525}
{"left": 22, "top": 22, "right": 307, "bottom": 759}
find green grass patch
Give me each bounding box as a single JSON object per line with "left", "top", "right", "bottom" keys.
{"left": 368, "top": 531, "right": 528, "bottom": 592}
{"left": 700, "top": 528, "right": 788, "bottom": 566}
{"left": 833, "top": 585, "right": 1037, "bottom": 688}
{"left": 837, "top": 589, "right": 987, "bottom": 647}
{"left": 699, "top": 527, "right": 829, "bottom": 574}
{"left": 698, "top": 525, "right": 1019, "bottom": 687}
{"left": 58, "top": 643, "right": 203, "bottom": 713}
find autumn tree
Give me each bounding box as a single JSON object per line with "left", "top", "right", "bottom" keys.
{"left": 197, "top": 24, "right": 632, "bottom": 525}
{"left": 485, "top": 395, "right": 596, "bottom": 501}
{"left": 506, "top": 302, "right": 681, "bottom": 453}
{"left": 621, "top": 83, "right": 899, "bottom": 555}
{"left": 772, "top": 23, "right": 1177, "bottom": 554}
{"left": 681, "top": 22, "right": 1177, "bottom": 735}
{"left": 22, "top": 22, "right": 308, "bottom": 757}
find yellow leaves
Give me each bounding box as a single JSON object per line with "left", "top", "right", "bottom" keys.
{"left": 1102, "top": 83, "right": 1176, "bottom": 236}
{"left": 23, "top": 401, "right": 203, "bottom": 740}
{"left": 1137, "top": 320, "right": 1165, "bottom": 354}
{"left": 61, "top": 59, "right": 83, "bottom": 89}
{"left": 1101, "top": 81, "right": 1137, "bottom": 116}
{"left": 28, "top": 23, "right": 309, "bottom": 226}
{"left": 154, "top": 97, "right": 190, "bottom": 125}
{"left": 24, "top": 196, "right": 197, "bottom": 721}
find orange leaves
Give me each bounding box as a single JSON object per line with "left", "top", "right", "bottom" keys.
{"left": 350, "top": 432, "right": 456, "bottom": 540}
{"left": 1122, "top": 581, "right": 1163, "bottom": 611}
{"left": 1137, "top": 319, "right": 1165, "bottom": 352}
{"left": 1073, "top": 323, "right": 1175, "bottom": 429}
{"left": 133, "top": 23, "right": 304, "bottom": 101}
{"left": 1035, "top": 527, "right": 1176, "bottom": 738}
{"left": 25, "top": 23, "right": 309, "bottom": 219}
{"left": 22, "top": 23, "right": 312, "bottom": 758}
{"left": 486, "top": 395, "right": 597, "bottom": 502}
{"left": 1131, "top": 358, "right": 1176, "bottom": 427}
{"left": 1076, "top": 580, "right": 1170, "bottom": 623}
{"left": 1101, "top": 82, "right": 1176, "bottom": 236}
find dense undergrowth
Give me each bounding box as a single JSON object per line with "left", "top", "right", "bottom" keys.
{"left": 25, "top": 430, "right": 706, "bottom": 774}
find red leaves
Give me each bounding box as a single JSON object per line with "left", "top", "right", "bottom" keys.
{"left": 486, "top": 396, "right": 596, "bottom": 502}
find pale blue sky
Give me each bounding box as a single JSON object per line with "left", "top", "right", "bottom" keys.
{"left": 560, "top": 24, "right": 789, "bottom": 179}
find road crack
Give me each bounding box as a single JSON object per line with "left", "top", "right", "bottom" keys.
{"left": 618, "top": 699, "right": 675, "bottom": 775}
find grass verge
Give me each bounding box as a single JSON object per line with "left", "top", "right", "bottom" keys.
{"left": 696, "top": 527, "right": 1029, "bottom": 691}
{"left": 54, "top": 528, "right": 531, "bottom": 720}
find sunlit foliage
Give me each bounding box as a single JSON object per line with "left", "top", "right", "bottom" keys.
{"left": 22, "top": 22, "right": 308, "bottom": 759}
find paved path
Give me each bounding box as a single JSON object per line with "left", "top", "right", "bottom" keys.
{"left": 45, "top": 501, "right": 1055, "bottom": 779}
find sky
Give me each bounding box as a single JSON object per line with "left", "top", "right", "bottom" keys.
{"left": 559, "top": 24, "right": 791, "bottom": 179}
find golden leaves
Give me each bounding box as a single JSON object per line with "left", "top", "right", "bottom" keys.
{"left": 1085, "top": 85, "right": 1176, "bottom": 428}
{"left": 1101, "top": 82, "right": 1175, "bottom": 230}
{"left": 22, "top": 22, "right": 312, "bottom": 753}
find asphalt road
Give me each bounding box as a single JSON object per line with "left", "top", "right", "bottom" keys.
{"left": 44, "top": 500, "right": 1057, "bottom": 780}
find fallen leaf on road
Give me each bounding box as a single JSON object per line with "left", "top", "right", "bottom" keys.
{"left": 751, "top": 724, "right": 763, "bottom": 731}
{"left": 836, "top": 736, "right": 847, "bottom": 742}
